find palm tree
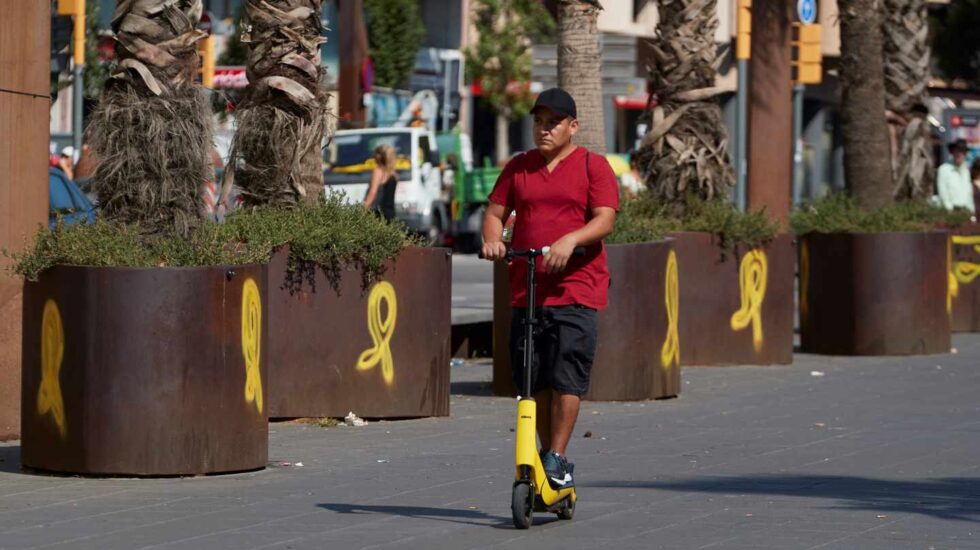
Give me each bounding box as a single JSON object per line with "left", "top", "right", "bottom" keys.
{"left": 557, "top": 0, "right": 605, "bottom": 154}
{"left": 883, "top": 0, "right": 933, "bottom": 200}
{"left": 227, "top": 0, "right": 330, "bottom": 207}
{"left": 635, "top": 0, "right": 735, "bottom": 209}
{"left": 838, "top": 0, "right": 894, "bottom": 209}
{"left": 88, "top": 0, "right": 211, "bottom": 235}
{"left": 466, "top": 0, "right": 554, "bottom": 163}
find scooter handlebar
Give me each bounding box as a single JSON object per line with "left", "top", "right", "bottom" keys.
{"left": 478, "top": 246, "right": 587, "bottom": 260}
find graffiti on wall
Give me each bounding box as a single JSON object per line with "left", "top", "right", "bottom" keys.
{"left": 948, "top": 235, "right": 980, "bottom": 314}
{"left": 661, "top": 250, "right": 680, "bottom": 370}
{"left": 731, "top": 249, "right": 768, "bottom": 352}
{"left": 38, "top": 299, "right": 67, "bottom": 438}
{"left": 357, "top": 281, "right": 397, "bottom": 385}
{"left": 242, "top": 278, "right": 264, "bottom": 414}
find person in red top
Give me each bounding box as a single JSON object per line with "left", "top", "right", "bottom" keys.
{"left": 482, "top": 88, "right": 619, "bottom": 489}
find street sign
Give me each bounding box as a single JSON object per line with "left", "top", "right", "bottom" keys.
{"left": 797, "top": 0, "right": 817, "bottom": 25}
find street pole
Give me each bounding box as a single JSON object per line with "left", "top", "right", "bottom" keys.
{"left": 441, "top": 56, "right": 451, "bottom": 133}
{"left": 792, "top": 83, "right": 804, "bottom": 206}
{"left": 735, "top": 0, "right": 751, "bottom": 212}
{"left": 71, "top": 0, "right": 86, "bottom": 161}
{"left": 736, "top": 59, "right": 748, "bottom": 212}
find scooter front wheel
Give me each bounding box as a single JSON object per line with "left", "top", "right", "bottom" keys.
{"left": 557, "top": 495, "right": 575, "bottom": 520}
{"left": 511, "top": 482, "right": 533, "bottom": 529}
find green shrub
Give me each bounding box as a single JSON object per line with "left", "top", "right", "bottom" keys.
{"left": 222, "top": 195, "right": 418, "bottom": 291}
{"left": 790, "top": 194, "right": 972, "bottom": 235}
{"left": 609, "top": 192, "right": 779, "bottom": 250}
{"left": 7, "top": 194, "right": 415, "bottom": 289}
{"left": 681, "top": 197, "right": 780, "bottom": 250}
{"left": 607, "top": 195, "right": 675, "bottom": 244}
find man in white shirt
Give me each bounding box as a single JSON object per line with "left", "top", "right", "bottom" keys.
{"left": 937, "top": 139, "right": 974, "bottom": 213}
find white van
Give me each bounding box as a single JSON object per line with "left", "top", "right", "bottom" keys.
{"left": 324, "top": 127, "right": 443, "bottom": 237}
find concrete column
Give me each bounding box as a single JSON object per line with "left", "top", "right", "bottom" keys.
{"left": 338, "top": 0, "right": 367, "bottom": 126}
{"left": 0, "top": 1, "right": 51, "bottom": 440}
{"left": 747, "top": 0, "right": 794, "bottom": 223}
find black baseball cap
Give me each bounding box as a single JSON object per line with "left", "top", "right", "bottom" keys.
{"left": 531, "top": 88, "right": 577, "bottom": 120}
{"left": 949, "top": 138, "right": 968, "bottom": 154}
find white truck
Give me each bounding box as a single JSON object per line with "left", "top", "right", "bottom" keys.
{"left": 323, "top": 127, "right": 445, "bottom": 241}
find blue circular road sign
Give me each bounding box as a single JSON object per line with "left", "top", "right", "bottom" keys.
{"left": 798, "top": 0, "right": 817, "bottom": 25}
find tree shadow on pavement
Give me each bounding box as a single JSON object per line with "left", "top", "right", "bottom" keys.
{"left": 318, "top": 503, "right": 520, "bottom": 529}
{"left": 0, "top": 444, "right": 21, "bottom": 474}
{"left": 584, "top": 475, "right": 980, "bottom": 522}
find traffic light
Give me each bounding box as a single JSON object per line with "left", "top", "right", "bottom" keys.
{"left": 56, "top": 0, "right": 85, "bottom": 66}
{"left": 736, "top": 0, "right": 751, "bottom": 61}
{"left": 198, "top": 12, "right": 215, "bottom": 88}
{"left": 791, "top": 23, "right": 822, "bottom": 85}
{"left": 198, "top": 35, "right": 215, "bottom": 88}
{"left": 51, "top": 13, "right": 73, "bottom": 76}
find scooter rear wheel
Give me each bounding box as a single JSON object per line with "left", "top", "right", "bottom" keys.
{"left": 511, "top": 483, "right": 533, "bottom": 529}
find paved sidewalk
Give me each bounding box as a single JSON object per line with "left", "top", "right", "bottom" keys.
{"left": 2, "top": 336, "right": 980, "bottom": 549}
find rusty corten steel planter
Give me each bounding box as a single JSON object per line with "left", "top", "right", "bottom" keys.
{"left": 670, "top": 232, "right": 794, "bottom": 366}
{"left": 21, "top": 265, "right": 268, "bottom": 476}
{"left": 267, "top": 246, "right": 451, "bottom": 419}
{"left": 493, "top": 240, "right": 680, "bottom": 401}
{"left": 949, "top": 224, "right": 980, "bottom": 332}
{"left": 799, "top": 231, "right": 950, "bottom": 355}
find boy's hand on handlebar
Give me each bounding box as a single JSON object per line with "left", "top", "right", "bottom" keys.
{"left": 481, "top": 241, "right": 508, "bottom": 261}
{"left": 543, "top": 236, "right": 577, "bottom": 273}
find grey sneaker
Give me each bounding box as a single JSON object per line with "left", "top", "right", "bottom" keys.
{"left": 542, "top": 450, "right": 574, "bottom": 489}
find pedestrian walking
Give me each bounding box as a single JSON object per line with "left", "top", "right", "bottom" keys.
{"left": 619, "top": 151, "right": 643, "bottom": 199}
{"left": 481, "top": 87, "right": 619, "bottom": 490}
{"left": 363, "top": 144, "right": 398, "bottom": 222}
{"left": 937, "top": 138, "right": 973, "bottom": 213}
{"left": 56, "top": 146, "right": 75, "bottom": 180}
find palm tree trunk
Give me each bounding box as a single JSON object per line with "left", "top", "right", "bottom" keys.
{"left": 883, "top": 0, "right": 933, "bottom": 200}
{"left": 838, "top": 0, "right": 894, "bottom": 209}
{"left": 89, "top": 0, "right": 210, "bottom": 235}
{"left": 635, "top": 0, "right": 734, "bottom": 207}
{"left": 230, "top": 0, "right": 330, "bottom": 207}
{"left": 557, "top": 0, "right": 605, "bottom": 154}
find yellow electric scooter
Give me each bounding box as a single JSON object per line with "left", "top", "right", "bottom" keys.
{"left": 506, "top": 246, "right": 582, "bottom": 529}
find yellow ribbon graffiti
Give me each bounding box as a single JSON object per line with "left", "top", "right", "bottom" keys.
{"left": 949, "top": 236, "right": 980, "bottom": 308}
{"left": 660, "top": 250, "right": 680, "bottom": 370}
{"left": 953, "top": 262, "right": 980, "bottom": 284}
{"left": 730, "top": 249, "right": 768, "bottom": 353}
{"left": 242, "top": 278, "right": 263, "bottom": 414}
{"left": 37, "top": 299, "right": 66, "bottom": 438}
{"left": 800, "top": 241, "right": 810, "bottom": 325}
{"left": 948, "top": 238, "right": 959, "bottom": 315}
{"left": 356, "top": 281, "right": 397, "bottom": 385}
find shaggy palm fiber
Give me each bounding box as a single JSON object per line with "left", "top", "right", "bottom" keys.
{"left": 635, "top": 0, "right": 734, "bottom": 209}
{"left": 89, "top": 0, "right": 211, "bottom": 235}
{"left": 893, "top": 114, "right": 934, "bottom": 199}
{"left": 89, "top": 84, "right": 212, "bottom": 236}
{"left": 228, "top": 0, "right": 330, "bottom": 208}
{"left": 883, "top": 0, "right": 934, "bottom": 199}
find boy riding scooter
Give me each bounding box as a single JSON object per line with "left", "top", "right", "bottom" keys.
{"left": 481, "top": 88, "right": 619, "bottom": 517}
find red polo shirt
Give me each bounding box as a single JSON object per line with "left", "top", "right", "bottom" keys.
{"left": 488, "top": 147, "right": 620, "bottom": 310}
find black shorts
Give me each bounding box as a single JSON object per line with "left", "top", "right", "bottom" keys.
{"left": 510, "top": 305, "right": 598, "bottom": 397}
